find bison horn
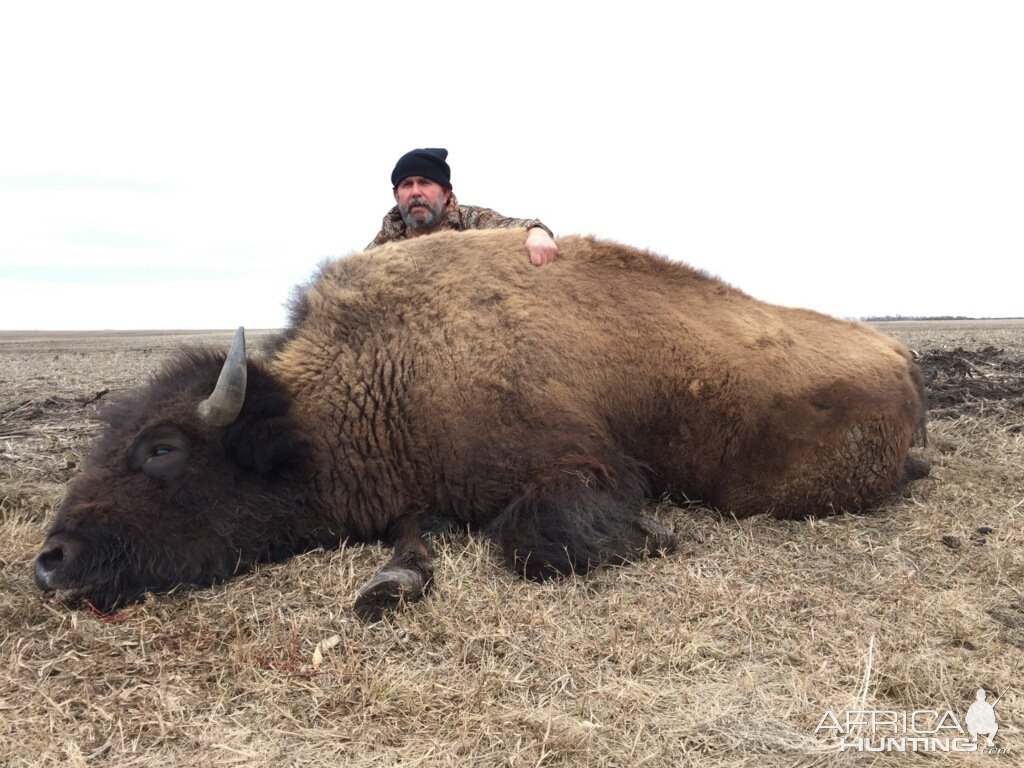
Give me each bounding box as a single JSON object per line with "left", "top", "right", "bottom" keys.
{"left": 198, "top": 327, "right": 248, "bottom": 426}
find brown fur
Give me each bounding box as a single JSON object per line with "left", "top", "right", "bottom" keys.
{"left": 35, "top": 230, "right": 928, "bottom": 611}
{"left": 278, "top": 230, "right": 926, "bottom": 522}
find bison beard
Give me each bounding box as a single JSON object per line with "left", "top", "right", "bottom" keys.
{"left": 34, "top": 230, "right": 930, "bottom": 617}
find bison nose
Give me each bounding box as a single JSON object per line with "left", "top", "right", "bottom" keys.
{"left": 34, "top": 534, "right": 82, "bottom": 591}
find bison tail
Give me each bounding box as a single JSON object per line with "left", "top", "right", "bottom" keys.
{"left": 901, "top": 454, "right": 931, "bottom": 483}
{"left": 486, "top": 454, "right": 675, "bottom": 580}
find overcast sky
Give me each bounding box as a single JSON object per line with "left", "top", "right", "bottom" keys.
{"left": 1, "top": 1, "right": 1021, "bottom": 330}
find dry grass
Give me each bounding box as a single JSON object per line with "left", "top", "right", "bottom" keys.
{"left": 2, "top": 322, "right": 1023, "bottom": 766}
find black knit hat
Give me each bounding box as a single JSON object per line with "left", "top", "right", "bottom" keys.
{"left": 391, "top": 147, "right": 451, "bottom": 188}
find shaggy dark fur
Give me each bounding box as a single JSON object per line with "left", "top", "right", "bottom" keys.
{"left": 37, "top": 351, "right": 336, "bottom": 610}
{"left": 487, "top": 454, "right": 664, "bottom": 579}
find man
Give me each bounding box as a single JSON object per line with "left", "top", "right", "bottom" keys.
{"left": 367, "top": 148, "right": 559, "bottom": 266}
{"left": 966, "top": 688, "right": 999, "bottom": 747}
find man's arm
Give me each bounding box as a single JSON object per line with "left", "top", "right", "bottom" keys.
{"left": 459, "top": 206, "right": 558, "bottom": 266}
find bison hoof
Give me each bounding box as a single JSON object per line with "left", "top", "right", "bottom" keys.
{"left": 354, "top": 566, "right": 427, "bottom": 621}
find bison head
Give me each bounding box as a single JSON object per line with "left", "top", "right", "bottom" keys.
{"left": 34, "top": 329, "right": 336, "bottom": 612}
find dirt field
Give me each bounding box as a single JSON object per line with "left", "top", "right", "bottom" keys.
{"left": 1, "top": 321, "right": 1022, "bottom": 766}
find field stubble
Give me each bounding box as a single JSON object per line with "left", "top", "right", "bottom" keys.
{"left": 1, "top": 322, "right": 1022, "bottom": 766}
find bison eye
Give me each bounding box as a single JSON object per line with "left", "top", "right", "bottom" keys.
{"left": 129, "top": 425, "right": 192, "bottom": 481}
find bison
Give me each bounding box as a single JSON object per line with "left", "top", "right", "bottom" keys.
{"left": 34, "top": 230, "right": 929, "bottom": 617}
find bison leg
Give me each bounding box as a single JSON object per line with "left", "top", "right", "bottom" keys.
{"left": 354, "top": 514, "right": 433, "bottom": 621}
{"left": 487, "top": 453, "right": 676, "bottom": 581}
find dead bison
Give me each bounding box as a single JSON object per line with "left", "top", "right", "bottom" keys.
{"left": 35, "top": 229, "right": 929, "bottom": 617}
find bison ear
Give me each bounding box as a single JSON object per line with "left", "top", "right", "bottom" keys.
{"left": 224, "top": 416, "right": 306, "bottom": 475}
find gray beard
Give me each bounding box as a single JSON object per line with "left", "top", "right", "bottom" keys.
{"left": 399, "top": 196, "right": 446, "bottom": 232}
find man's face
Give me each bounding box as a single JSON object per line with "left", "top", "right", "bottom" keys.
{"left": 394, "top": 176, "right": 451, "bottom": 232}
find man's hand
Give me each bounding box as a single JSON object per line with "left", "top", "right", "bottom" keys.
{"left": 525, "top": 227, "right": 558, "bottom": 267}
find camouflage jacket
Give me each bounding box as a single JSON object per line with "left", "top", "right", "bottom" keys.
{"left": 366, "top": 194, "right": 553, "bottom": 249}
